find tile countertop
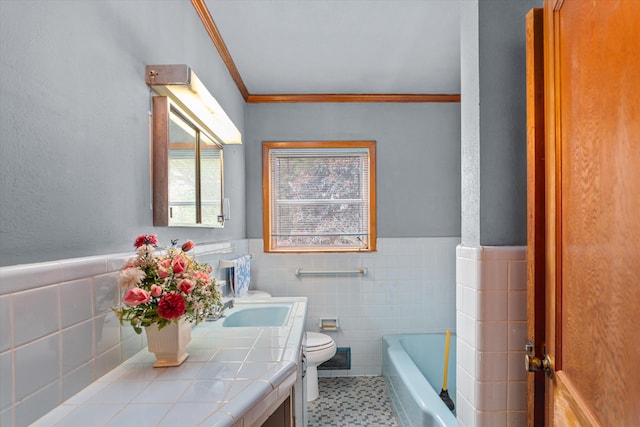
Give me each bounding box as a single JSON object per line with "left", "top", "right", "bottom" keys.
{"left": 32, "top": 297, "right": 308, "bottom": 427}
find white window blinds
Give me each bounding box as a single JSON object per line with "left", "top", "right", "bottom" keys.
{"left": 265, "top": 143, "right": 375, "bottom": 252}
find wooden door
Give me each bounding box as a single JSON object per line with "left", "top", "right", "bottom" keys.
{"left": 526, "top": 7, "right": 546, "bottom": 427}
{"left": 542, "top": 0, "right": 640, "bottom": 425}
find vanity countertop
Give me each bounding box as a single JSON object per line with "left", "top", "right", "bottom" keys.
{"left": 32, "top": 297, "right": 308, "bottom": 427}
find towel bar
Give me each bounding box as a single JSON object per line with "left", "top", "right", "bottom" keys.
{"left": 218, "top": 254, "right": 253, "bottom": 269}
{"left": 295, "top": 268, "right": 367, "bottom": 277}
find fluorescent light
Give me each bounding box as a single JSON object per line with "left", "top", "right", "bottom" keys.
{"left": 146, "top": 64, "right": 242, "bottom": 144}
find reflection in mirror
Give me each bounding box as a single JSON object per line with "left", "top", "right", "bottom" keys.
{"left": 152, "top": 96, "right": 224, "bottom": 227}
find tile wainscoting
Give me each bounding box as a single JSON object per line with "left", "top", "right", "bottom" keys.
{"left": 456, "top": 245, "right": 528, "bottom": 427}
{"left": 0, "top": 237, "right": 463, "bottom": 425}
{"left": 0, "top": 240, "right": 247, "bottom": 427}
{"left": 248, "top": 237, "right": 460, "bottom": 377}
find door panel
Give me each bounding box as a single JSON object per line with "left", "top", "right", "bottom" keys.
{"left": 544, "top": 0, "right": 640, "bottom": 425}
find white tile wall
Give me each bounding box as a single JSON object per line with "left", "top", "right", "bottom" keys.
{"left": 0, "top": 237, "right": 526, "bottom": 427}
{"left": 0, "top": 296, "right": 11, "bottom": 352}
{"left": 0, "top": 254, "right": 132, "bottom": 426}
{"left": 12, "top": 286, "right": 59, "bottom": 347}
{"left": 0, "top": 237, "right": 457, "bottom": 425}
{"left": 60, "top": 278, "right": 94, "bottom": 328}
{"left": 248, "top": 237, "right": 460, "bottom": 376}
{"left": 0, "top": 239, "right": 249, "bottom": 427}
{"left": 456, "top": 244, "right": 528, "bottom": 427}
{"left": 14, "top": 335, "right": 60, "bottom": 401}
{"left": 61, "top": 320, "right": 94, "bottom": 375}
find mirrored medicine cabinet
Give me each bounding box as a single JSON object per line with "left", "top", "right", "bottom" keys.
{"left": 151, "top": 96, "right": 224, "bottom": 227}
{"left": 146, "top": 64, "right": 241, "bottom": 228}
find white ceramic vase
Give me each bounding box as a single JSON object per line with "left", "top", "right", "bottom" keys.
{"left": 145, "top": 317, "right": 192, "bottom": 367}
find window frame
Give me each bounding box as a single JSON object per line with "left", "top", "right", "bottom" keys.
{"left": 262, "top": 140, "right": 377, "bottom": 253}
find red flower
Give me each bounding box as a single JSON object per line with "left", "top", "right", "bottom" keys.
{"left": 171, "top": 254, "right": 187, "bottom": 274}
{"left": 134, "top": 234, "right": 158, "bottom": 248}
{"left": 157, "top": 293, "right": 186, "bottom": 319}
{"left": 179, "top": 279, "right": 195, "bottom": 294}
{"left": 181, "top": 240, "right": 195, "bottom": 252}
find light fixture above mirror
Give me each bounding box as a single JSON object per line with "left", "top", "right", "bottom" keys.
{"left": 145, "top": 64, "right": 242, "bottom": 145}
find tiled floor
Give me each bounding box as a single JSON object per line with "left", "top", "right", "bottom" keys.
{"left": 307, "top": 376, "right": 399, "bottom": 427}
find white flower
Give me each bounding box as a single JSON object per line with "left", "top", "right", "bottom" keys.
{"left": 136, "top": 244, "right": 156, "bottom": 263}
{"left": 117, "top": 267, "right": 146, "bottom": 290}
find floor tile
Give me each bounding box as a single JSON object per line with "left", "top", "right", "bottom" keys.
{"left": 308, "top": 376, "right": 398, "bottom": 427}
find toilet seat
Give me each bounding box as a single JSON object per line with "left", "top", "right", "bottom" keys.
{"left": 306, "top": 332, "right": 335, "bottom": 351}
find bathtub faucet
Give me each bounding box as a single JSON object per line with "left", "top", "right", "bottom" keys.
{"left": 207, "top": 299, "right": 234, "bottom": 321}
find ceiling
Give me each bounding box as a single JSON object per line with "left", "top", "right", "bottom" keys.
{"left": 200, "top": 0, "right": 461, "bottom": 100}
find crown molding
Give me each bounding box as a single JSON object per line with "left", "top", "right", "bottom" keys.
{"left": 246, "top": 93, "right": 460, "bottom": 103}
{"left": 191, "top": 0, "right": 250, "bottom": 101}
{"left": 192, "top": 0, "right": 461, "bottom": 104}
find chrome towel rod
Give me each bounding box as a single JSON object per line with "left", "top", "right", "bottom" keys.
{"left": 295, "top": 268, "right": 367, "bottom": 277}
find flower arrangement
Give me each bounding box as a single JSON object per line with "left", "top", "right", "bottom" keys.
{"left": 113, "top": 234, "right": 222, "bottom": 334}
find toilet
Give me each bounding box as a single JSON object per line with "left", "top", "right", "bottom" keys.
{"left": 305, "top": 332, "right": 337, "bottom": 402}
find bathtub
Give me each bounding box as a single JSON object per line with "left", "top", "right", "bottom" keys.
{"left": 383, "top": 333, "right": 457, "bottom": 427}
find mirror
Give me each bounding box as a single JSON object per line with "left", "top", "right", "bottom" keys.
{"left": 152, "top": 96, "right": 224, "bottom": 227}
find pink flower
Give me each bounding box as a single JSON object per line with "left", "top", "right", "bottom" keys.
{"left": 150, "top": 285, "right": 163, "bottom": 297}
{"left": 157, "top": 293, "right": 186, "bottom": 319}
{"left": 134, "top": 234, "right": 158, "bottom": 249}
{"left": 194, "top": 271, "right": 211, "bottom": 285}
{"left": 158, "top": 267, "right": 169, "bottom": 279}
{"left": 159, "top": 259, "right": 172, "bottom": 269}
{"left": 172, "top": 254, "right": 187, "bottom": 274}
{"left": 179, "top": 279, "right": 195, "bottom": 294}
{"left": 123, "top": 258, "right": 139, "bottom": 269}
{"left": 122, "top": 288, "right": 151, "bottom": 306}
{"left": 181, "top": 240, "right": 195, "bottom": 252}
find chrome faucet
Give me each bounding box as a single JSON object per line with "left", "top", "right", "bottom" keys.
{"left": 207, "top": 299, "right": 234, "bottom": 321}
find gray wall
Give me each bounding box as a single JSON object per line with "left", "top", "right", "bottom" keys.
{"left": 460, "top": 0, "right": 482, "bottom": 246}
{"left": 245, "top": 103, "right": 461, "bottom": 238}
{"left": 0, "top": 0, "right": 246, "bottom": 267}
{"left": 461, "top": 0, "right": 539, "bottom": 247}
{"left": 0, "top": 0, "right": 536, "bottom": 266}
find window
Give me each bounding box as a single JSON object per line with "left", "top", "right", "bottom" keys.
{"left": 263, "top": 141, "right": 376, "bottom": 253}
